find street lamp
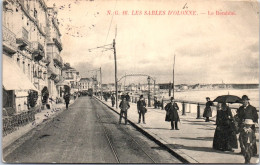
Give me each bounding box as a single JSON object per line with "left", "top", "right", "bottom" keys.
{"left": 147, "top": 76, "right": 151, "bottom": 107}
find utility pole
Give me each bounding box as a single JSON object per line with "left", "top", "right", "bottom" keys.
{"left": 173, "top": 54, "right": 176, "bottom": 99}
{"left": 88, "top": 27, "right": 117, "bottom": 107}
{"left": 100, "top": 67, "right": 103, "bottom": 100}
{"left": 154, "top": 79, "right": 156, "bottom": 97}
{"left": 113, "top": 39, "right": 118, "bottom": 109}
{"left": 147, "top": 76, "right": 151, "bottom": 107}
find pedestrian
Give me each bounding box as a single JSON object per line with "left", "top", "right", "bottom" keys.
{"left": 165, "top": 97, "right": 180, "bottom": 130}
{"left": 213, "top": 103, "right": 237, "bottom": 151}
{"left": 125, "top": 93, "right": 130, "bottom": 102}
{"left": 137, "top": 95, "right": 147, "bottom": 124}
{"left": 203, "top": 97, "right": 214, "bottom": 122}
{"left": 119, "top": 96, "right": 130, "bottom": 125}
{"left": 237, "top": 95, "right": 258, "bottom": 155}
{"left": 161, "top": 96, "right": 164, "bottom": 110}
{"left": 239, "top": 119, "right": 256, "bottom": 164}
{"left": 111, "top": 94, "right": 115, "bottom": 107}
{"left": 63, "top": 93, "right": 70, "bottom": 109}
{"left": 154, "top": 96, "right": 158, "bottom": 109}
{"left": 104, "top": 93, "right": 108, "bottom": 101}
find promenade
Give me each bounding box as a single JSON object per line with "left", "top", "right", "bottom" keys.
{"left": 98, "top": 97, "right": 259, "bottom": 164}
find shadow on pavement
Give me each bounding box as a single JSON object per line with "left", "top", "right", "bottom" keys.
{"left": 181, "top": 122, "right": 216, "bottom": 126}
{"left": 197, "top": 127, "right": 215, "bottom": 130}
{"left": 166, "top": 144, "right": 240, "bottom": 156}
{"left": 142, "top": 127, "right": 172, "bottom": 130}
{"left": 171, "top": 136, "right": 213, "bottom": 141}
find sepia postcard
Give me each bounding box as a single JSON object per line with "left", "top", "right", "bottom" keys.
{"left": 2, "top": 0, "right": 259, "bottom": 164}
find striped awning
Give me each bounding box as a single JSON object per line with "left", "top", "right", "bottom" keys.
{"left": 3, "top": 55, "right": 38, "bottom": 91}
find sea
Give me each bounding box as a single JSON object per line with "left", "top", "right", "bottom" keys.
{"left": 157, "top": 88, "right": 259, "bottom": 109}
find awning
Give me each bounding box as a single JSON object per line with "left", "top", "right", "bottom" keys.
{"left": 3, "top": 55, "right": 38, "bottom": 91}
{"left": 56, "top": 80, "right": 70, "bottom": 86}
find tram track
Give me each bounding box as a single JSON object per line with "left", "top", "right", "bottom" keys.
{"left": 94, "top": 97, "right": 189, "bottom": 163}
{"left": 93, "top": 98, "right": 157, "bottom": 163}
{"left": 95, "top": 112, "right": 120, "bottom": 163}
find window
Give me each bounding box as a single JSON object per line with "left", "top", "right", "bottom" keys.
{"left": 23, "top": 61, "right": 25, "bottom": 73}
{"left": 34, "top": 8, "right": 37, "bottom": 18}
{"left": 28, "top": 64, "right": 31, "bottom": 79}
{"left": 17, "top": 58, "right": 20, "bottom": 67}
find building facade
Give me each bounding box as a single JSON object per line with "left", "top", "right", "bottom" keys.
{"left": 2, "top": 0, "right": 64, "bottom": 114}
{"left": 46, "top": 4, "right": 63, "bottom": 99}
{"left": 79, "top": 78, "right": 94, "bottom": 91}
{"left": 62, "top": 63, "right": 81, "bottom": 94}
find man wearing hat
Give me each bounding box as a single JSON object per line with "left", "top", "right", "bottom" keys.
{"left": 137, "top": 95, "right": 147, "bottom": 124}
{"left": 119, "top": 96, "right": 130, "bottom": 125}
{"left": 237, "top": 95, "right": 258, "bottom": 155}
{"left": 111, "top": 94, "right": 115, "bottom": 107}
{"left": 165, "top": 97, "right": 180, "bottom": 130}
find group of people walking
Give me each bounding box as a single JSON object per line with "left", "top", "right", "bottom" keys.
{"left": 117, "top": 94, "right": 181, "bottom": 131}
{"left": 118, "top": 94, "right": 147, "bottom": 125}
{"left": 117, "top": 93, "right": 258, "bottom": 163}
{"left": 209, "top": 95, "right": 258, "bottom": 164}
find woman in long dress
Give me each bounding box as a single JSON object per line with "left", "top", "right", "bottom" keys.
{"left": 203, "top": 97, "right": 214, "bottom": 122}
{"left": 213, "top": 103, "right": 238, "bottom": 151}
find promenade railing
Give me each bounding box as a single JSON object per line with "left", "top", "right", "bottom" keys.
{"left": 129, "top": 96, "right": 259, "bottom": 120}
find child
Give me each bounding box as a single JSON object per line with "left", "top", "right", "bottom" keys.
{"left": 239, "top": 119, "right": 256, "bottom": 164}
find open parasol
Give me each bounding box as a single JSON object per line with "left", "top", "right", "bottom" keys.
{"left": 213, "top": 95, "right": 242, "bottom": 104}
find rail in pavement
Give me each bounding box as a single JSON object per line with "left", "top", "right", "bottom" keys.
{"left": 95, "top": 96, "right": 259, "bottom": 164}
{"left": 95, "top": 96, "right": 193, "bottom": 163}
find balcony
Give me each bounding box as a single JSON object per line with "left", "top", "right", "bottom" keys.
{"left": 3, "top": 0, "right": 14, "bottom": 11}
{"left": 54, "top": 75, "right": 63, "bottom": 84}
{"left": 31, "top": 41, "right": 44, "bottom": 61}
{"left": 41, "top": 57, "right": 50, "bottom": 65}
{"left": 53, "top": 38, "right": 62, "bottom": 51}
{"left": 2, "top": 26, "right": 17, "bottom": 54}
{"left": 16, "top": 27, "right": 30, "bottom": 47}
{"left": 53, "top": 58, "right": 63, "bottom": 68}
{"left": 47, "top": 68, "right": 58, "bottom": 80}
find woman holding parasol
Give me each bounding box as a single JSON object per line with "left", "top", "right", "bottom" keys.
{"left": 212, "top": 95, "right": 240, "bottom": 151}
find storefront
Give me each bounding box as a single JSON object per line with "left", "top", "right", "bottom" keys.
{"left": 3, "top": 55, "right": 39, "bottom": 115}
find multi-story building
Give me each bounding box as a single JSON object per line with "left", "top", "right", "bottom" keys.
{"left": 3, "top": 0, "right": 50, "bottom": 114}
{"left": 62, "top": 63, "right": 81, "bottom": 94}
{"left": 79, "top": 78, "right": 94, "bottom": 91}
{"left": 46, "top": 4, "right": 63, "bottom": 99}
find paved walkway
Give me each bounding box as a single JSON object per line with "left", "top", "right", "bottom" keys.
{"left": 2, "top": 99, "right": 76, "bottom": 150}
{"left": 98, "top": 97, "right": 259, "bottom": 164}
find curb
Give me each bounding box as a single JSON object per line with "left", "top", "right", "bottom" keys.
{"left": 94, "top": 96, "right": 196, "bottom": 164}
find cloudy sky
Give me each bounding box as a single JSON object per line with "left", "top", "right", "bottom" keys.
{"left": 46, "top": 0, "right": 259, "bottom": 84}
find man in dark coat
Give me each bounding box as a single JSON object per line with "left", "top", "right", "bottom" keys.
{"left": 165, "top": 97, "right": 180, "bottom": 130}
{"left": 237, "top": 95, "right": 258, "bottom": 155}
{"left": 111, "top": 94, "right": 115, "bottom": 107}
{"left": 203, "top": 97, "right": 214, "bottom": 122}
{"left": 63, "top": 93, "right": 70, "bottom": 109}
{"left": 119, "top": 97, "right": 130, "bottom": 125}
{"left": 137, "top": 95, "right": 147, "bottom": 124}
{"left": 154, "top": 97, "right": 158, "bottom": 109}
{"left": 125, "top": 93, "right": 130, "bottom": 102}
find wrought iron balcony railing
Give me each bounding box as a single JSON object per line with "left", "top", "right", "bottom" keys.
{"left": 31, "top": 41, "right": 44, "bottom": 61}
{"left": 3, "top": 26, "right": 17, "bottom": 54}
{"left": 16, "top": 27, "right": 30, "bottom": 47}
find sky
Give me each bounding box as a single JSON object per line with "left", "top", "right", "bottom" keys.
{"left": 46, "top": 0, "right": 259, "bottom": 84}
